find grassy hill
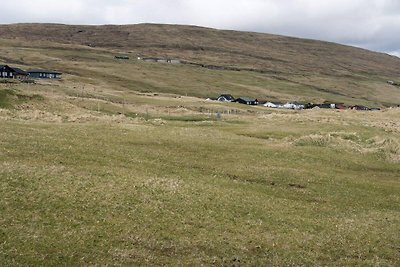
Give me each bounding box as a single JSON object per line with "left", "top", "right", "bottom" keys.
{"left": 0, "top": 23, "right": 399, "bottom": 266}
{"left": 1, "top": 23, "right": 400, "bottom": 106}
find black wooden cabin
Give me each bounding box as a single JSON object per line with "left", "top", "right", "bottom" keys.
{"left": 0, "top": 65, "right": 28, "bottom": 79}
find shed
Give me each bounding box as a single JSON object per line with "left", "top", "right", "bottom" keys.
{"left": 28, "top": 69, "right": 62, "bottom": 79}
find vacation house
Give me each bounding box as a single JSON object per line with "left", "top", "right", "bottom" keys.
{"left": 27, "top": 69, "right": 62, "bottom": 79}
{"left": 233, "top": 97, "right": 258, "bottom": 105}
{"left": 0, "top": 65, "right": 28, "bottom": 79}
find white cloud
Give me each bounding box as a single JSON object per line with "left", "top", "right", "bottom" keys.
{"left": 1, "top": 0, "right": 400, "bottom": 54}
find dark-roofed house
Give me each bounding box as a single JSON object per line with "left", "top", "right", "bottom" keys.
{"left": 0, "top": 65, "right": 14, "bottom": 78}
{"left": 0, "top": 65, "right": 29, "bottom": 79}
{"left": 350, "top": 105, "right": 369, "bottom": 111}
{"left": 217, "top": 94, "right": 235, "bottom": 102}
{"left": 115, "top": 55, "right": 129, "bottom": 60}
{"left": 28, "top": 69, "right": 62, "bottom": 79}
{"left": 233, "top": 97, "right": 258, "bottom": 105}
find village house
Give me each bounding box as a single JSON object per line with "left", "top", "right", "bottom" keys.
{"left": 305, "top": 102, "right": 347, "bottom": 109}
{"left": 140, "top": 57, "right": 181, "bottom": 64}
{"left": 27, "top": 69, "right": 62, "bottom": 79}
{"left": 142, "top": 57, "right": 159, "bottom": 63}
{"left": 283, "top": 101, "right": 305, "bottom": 110}
{"left": 115, "top": 55, "right": 130, "bottom": 60}
{"left": 350, "top": 105, "right": 370, "bottom": 111}
{"left": 335, "top": 103, "right": 347, "bottom": 109}
{"left": 167, "top": 59, "right": 181, "bottom": 64}
{"left": 0, "top": 65, "right": 28, "bottom": 79}
{"left": 217, "top": 94, "right": 235, "bottom": 102}
{"left": 233, "top": 97, "right": 258, "bottom": 105}
{"left": 264, "top": 101, "right": 284, "bottom": 108}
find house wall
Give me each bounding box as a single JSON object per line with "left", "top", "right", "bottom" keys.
{"left": 18, "top": 74, "right": 29, "bottom": 79}
{"left": 0, "top": 67, "right": 13, "bottom": 78}
{"left": 0, "top": 71, "right": 13, "bottom": 78}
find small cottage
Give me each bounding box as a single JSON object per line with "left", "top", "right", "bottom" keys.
{"left": 351, "top": 105, "right": 369, "bottom": 111}
{"left": 142, "top": 58, "right": 158, "bottom": 63}
{"left": 28, "top": 69, "right": 62, "bottom": 79}
{"left": 264, "top": 102, "right": 284, "bottom": 108}
{"left": 335, "top": 103, "right": 347, "bottom": 110}
{"left": 233, "top": 97, "right": 258, "bottom": 105}
{"left": 0, "top": 65, "right": 28, "bottom": 79}
{"left": 115, "top": 55, "right": 129, "bottom": 60}
{"left": 165, "top": 59, "right": 181, "bottom": 64}
{"left": 317, "top": 103, "right": 336, "bottom": 109}
{"left": 283, "top": 102, "right": 305, "bottom": 110}
{"left": 217, "top": 94, "right": 235, "bottom": 102}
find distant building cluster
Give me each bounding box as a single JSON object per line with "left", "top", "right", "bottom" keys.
{"left": 207, "top": 94, "right": 382, "bottom": 111}
{"left": 0, "top": 65, "right": 62, "bottom": 79}
{"left": 113, "top": 55, "right": 182, "bottom": 64}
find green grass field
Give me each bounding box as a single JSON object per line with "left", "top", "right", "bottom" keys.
{"left": 1, "top": 93, "right": 399, "bottom": 265}
{"left": 0, "top": 33, "right": 399, "bottom": 266}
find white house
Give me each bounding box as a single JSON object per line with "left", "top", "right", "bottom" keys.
{"left": 283, "top": 102, "right": 305, "bottom": 110}
{"left": 264, "top": 102, "right": 284, "bottom": 108}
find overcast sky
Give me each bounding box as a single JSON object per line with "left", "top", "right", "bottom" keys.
{"left": 1, "top": 0, "right": 399, "bottom": 56}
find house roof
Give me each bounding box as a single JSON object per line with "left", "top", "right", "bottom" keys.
{"left": 0, "top": 65, "right": 28, "bottom": 75}
{"left": 12, "top": 67, "right": 28, "bottom": 75}
{"left": 27, "top": 69, "right": 62, "bottom": 75}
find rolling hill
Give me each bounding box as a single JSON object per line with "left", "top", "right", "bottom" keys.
{"left": 0, "top": 23, "right": 400, "bottom": 106}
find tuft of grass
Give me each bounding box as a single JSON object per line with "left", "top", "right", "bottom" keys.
{"left": 0, "top": 89, "right": 16, "bottom": 108}
{"left": 0, "top": 88, "right": 45, "bottom": 109}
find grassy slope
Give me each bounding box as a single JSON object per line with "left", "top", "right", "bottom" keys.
{"left": 1, "top": 108, "right": 399, "bottom": 266}
{"left": 0, "top": 38, "right": 400, "bottom": 106}
{"left": 0, "top": 25, "right": 399, "bottom": 266}
{"left": 0, "top": 23, "right": 400, "bottom": 105}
